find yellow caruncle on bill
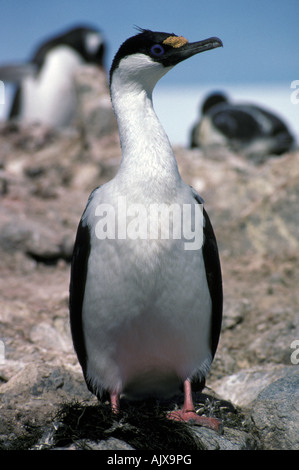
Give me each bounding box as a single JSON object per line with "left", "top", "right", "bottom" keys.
{"left": 162, "top": 35, "right": 189, "bottom": 48}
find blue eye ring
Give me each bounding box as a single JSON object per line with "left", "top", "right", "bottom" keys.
{"left": 150, "top": 44, "right": 165, "bottom": 57}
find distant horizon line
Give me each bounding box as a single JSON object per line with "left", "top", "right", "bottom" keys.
{"left": 157, "top": 79, "right": 296, "bottom": 88}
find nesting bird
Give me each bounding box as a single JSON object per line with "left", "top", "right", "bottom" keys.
{"left": 69, "top": 29, "right": 223, "bottom": 430}
{"left": 190, "top": 92, "right": 295, "bottom": 158}
{"left": 0, "top": 25, "right": 105, "bottom": 127}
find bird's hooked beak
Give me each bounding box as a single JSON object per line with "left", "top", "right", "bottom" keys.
{"left": 173, "top": 37, "right": 223, "bottom": 64}
{"left": 159, "top": 35, "right": 222, "bottom": 68}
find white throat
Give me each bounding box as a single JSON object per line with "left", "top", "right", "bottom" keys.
{"left": 110, "top": 54, "right": 180, "bottom": 187}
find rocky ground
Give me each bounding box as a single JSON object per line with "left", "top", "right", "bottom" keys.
{"left": 0, "top": 67, "right": 298, "bottom": 451}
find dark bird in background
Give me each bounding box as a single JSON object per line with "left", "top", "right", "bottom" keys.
{"left": 0, "top": 25, "right": 105, "bottom": 127}
{"left": 190, "top": 92, "right": 295, "bottom": 159}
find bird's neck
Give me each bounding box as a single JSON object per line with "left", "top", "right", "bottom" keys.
{"left": 110, "top": 78, "right": 180, "bottom": 188}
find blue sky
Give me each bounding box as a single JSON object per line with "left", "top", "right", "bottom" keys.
{"left": 0, "top": 0, "right": 297, "bottom": 85}
{"left": 0, "top": 0, "right": 298, "bottom": 144}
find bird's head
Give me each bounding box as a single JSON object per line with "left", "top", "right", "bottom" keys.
{"left": 110, "top": 29, "right": 222, "bottom": 93}
{"left": 68, "top": 26, "right": 105, "bottom": 65}
{"left": 32, "top": 25, "right": 106, "bottom": 69}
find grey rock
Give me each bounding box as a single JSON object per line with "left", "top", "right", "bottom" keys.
{"left": 211, "top": 365, "right": 295, "bottom": 407}
{"left": 30, "top": 321, "right": 73, "bottom": 353}
{"left": 194, "top": 426, "right": 257, "bottom": 450}
{"left": 251, "top": 369, "right": 299, "bottom": 450}
{"left": 74, "top": 437, "right": 135, "bottom": 450}
{"left": 247, "top": 316, "right": 299, "bottom": 365}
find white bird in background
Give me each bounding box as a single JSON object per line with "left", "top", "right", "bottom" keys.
{"left": 0, "top": 25, "right": 105, "bottom": 127}
{"left": 69, "top": 29, "right": 223, "bottom": 430}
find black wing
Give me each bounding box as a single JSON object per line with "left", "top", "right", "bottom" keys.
{"left": 190, "top": 193, "right": 223, "bottom": 392}
{"left": 201, "top": 205, "right": 223, "bottom": 358}
{"left": 69, "top": 187, "right": 108, "bottom": 399}
{"left": 212, "top": 106, "right": 260, "bottom": 141}
{"left": 69, "top": 218, "right": 91, "bottom": 381}
{"left": 9, "top": 86, "right": 22, "bottom": 119}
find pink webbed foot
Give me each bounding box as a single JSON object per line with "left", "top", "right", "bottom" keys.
{"left": 167, "top": 378, "right": 222, "bottom": 432}
{"left": 167, "top": 409, "right": 221, "bottom": 431}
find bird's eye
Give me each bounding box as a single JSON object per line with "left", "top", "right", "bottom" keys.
{"left": 150, "top": 44, "right": 165, "bottom": 57}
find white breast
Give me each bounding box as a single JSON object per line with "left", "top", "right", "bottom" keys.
{"left": 82, "top": 182, "right": 212, "bottom": 398}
